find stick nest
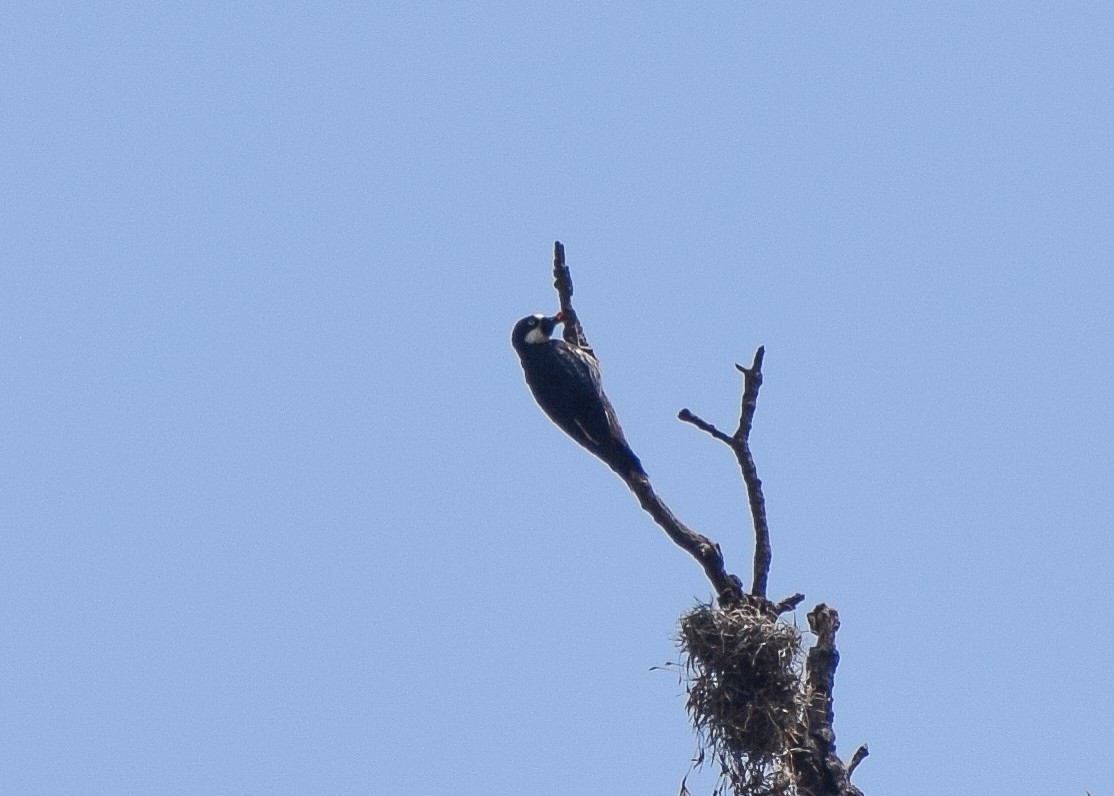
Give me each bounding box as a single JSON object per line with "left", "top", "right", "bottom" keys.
{"left": 679, "top": 601, "right": 804, "bottom": 795}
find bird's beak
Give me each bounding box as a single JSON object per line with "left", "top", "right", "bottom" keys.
{"left": 542, "top": 314, "right": 560, "bottom": 334}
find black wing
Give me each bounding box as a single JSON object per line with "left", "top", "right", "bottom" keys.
{"left": 525, "top": 340, "right": 644, "bottom": 476}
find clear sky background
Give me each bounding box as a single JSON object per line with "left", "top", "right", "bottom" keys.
{"left": 2, "top": 4, "right": 1112, "bottom": 795}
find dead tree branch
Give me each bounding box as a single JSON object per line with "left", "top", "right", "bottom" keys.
{"left": 552, "top": 241, "right": 592, "bottom": 353}
{"left": 848, "top": 746, "right": 870, "bottom": 778}
{"left": 771, "top": 592, "right": 806, "bottom": 617}
{"left": 549, "top": 241, "right": 744, "bottom": 607}
{"left": 789, "top": 605, "right": 865, "bottom": 796}
{"left": 678, "top": 347, "right": 772, "bottom": 599}
{"left": 626, "top": 476, "right": 745, "bottom": 607}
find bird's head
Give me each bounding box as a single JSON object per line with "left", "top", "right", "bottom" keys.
{"left": 511, "top": 313, "right": 561, "bottom": 351}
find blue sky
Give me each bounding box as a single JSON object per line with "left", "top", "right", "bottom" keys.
{"left": 2, "top": 4, "right": 1112, "bottom": 794}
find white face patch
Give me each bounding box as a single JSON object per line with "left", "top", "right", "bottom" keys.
{"left": 524, "top": 315, "right": 551, "bottom": 344}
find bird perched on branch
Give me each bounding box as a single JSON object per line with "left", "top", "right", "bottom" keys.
{"left": 511, "top": 312, "right": 645, "bottom": 479}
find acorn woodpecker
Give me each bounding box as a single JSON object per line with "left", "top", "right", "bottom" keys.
{"left": 511, "top": 313, "right": 645, "bottom": 479}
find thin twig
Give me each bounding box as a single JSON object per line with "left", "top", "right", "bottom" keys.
{"left": 848, "top": 745, "right": 870, "bottom": 777}
{"left": 771, "top": 592, "right": 806, "bottom": 617}
{"left": 677, "top": 409, "right": 733, "bottom": 445}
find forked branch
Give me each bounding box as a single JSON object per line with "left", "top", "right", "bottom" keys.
{"left": 678, "top": 347, "right": 772, "bottom": 599}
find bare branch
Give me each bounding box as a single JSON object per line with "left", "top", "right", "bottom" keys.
{"left": 734, "top": 346, "right": 766, "bottom": 441}
{"left": 790, "top": 604, "right": 864, "bottom": 796}
{"left": 622, "top": 471, "right": 745, "bottom": 606}
{"left": 552, "top": 240, "right": 572, "bottom": 313}
{"left": 680, "top": 346, "right": 772, "bottom": 599}
{"left": 735, "top": 347, "right": 771, "bottom": 599}
{"left": 677, "top": 408, "right": 734, "bottom": 445}
{"left": 548, "top": 242, "right": 743, "bottom": 607}
{"left": 771, "top": 592, "right": 806, "bottom": 617}
{"left": 848, "top": 745, "right": 869, "bottom": 777}
{"left": 551, "top": 240, "right": 592, "bottom": 352}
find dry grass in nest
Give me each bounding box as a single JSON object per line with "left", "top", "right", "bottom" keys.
{"left": 679, "top": 601, "right": 804, "bottom": 795}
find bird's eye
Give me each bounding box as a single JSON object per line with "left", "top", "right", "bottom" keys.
{"left": 527, "top": 318, "right": 537, "bottom": 326}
